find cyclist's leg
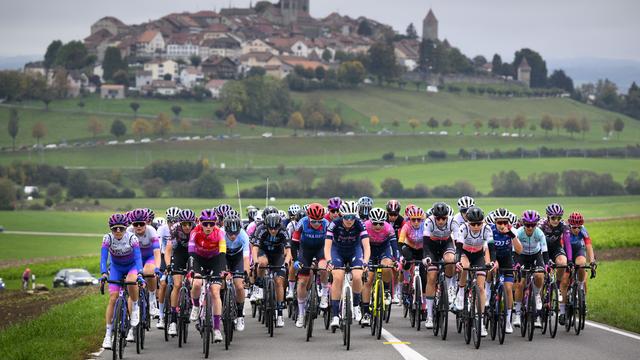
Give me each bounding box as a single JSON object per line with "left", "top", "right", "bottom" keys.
{"left": 551, "top": 243, "right": 568, "bottom": 303}
{"left": 126, "top": 269, "right": 139, "bottom": 313}
{"left": 498, "top": 254, "right": 515, "bottom": 322}
{"left": 288, "top": 242, "right": 299, "bottom": 299}
{"left": 351, "top": 246, "right": 365, "bottom": 310}
{"left": 190, "top": 256, "right": 204, "bottom": 309}
{"left": 331, "top": 246, "right": 346, "bottom": 319}
{"left": 296, "top": 245, "right": 312, "bottom": 317}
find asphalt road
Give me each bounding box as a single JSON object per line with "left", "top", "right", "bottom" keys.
{"left": 94, "top": 302, "right": 639, "bottom": 360}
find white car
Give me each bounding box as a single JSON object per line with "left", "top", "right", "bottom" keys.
{"left": 191, "top": 136, "right": 201, "bottom": 140}
{"left": 140, "top": 138, "right": 151, "bottom": 143}
{"left": 45, "top": 144, "right": 57, "bottom": 149}
{"left": 439, "top": 131, "right": 448, "bottom": 136}
{"left": 262, "top": 132, "right": 273, "bottom": 138}
{"left": 107, "top": 140, "right": 118, "bottom": 145}
{"left": 124, "top": 139, "right": 136, "bottom": 144}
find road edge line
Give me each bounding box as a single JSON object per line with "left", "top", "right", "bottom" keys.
{"left": 585, "top": 320, "right": 640, "bottom": 341}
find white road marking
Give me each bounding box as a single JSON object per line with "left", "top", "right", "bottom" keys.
{"left": 381, "top": 328, "right": 429, "bottom": 360}
{"left": 585, "top": 321, "right": 640, "bottom": 341}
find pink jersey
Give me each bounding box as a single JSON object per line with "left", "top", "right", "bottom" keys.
{"left": 364, "top": 220, "right": 396, "bottom": 245}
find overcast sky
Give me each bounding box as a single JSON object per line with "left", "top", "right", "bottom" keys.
{"left": 1, "top": 0, "right": 638, "bottom": 62}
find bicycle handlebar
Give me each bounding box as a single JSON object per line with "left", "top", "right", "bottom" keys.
{"left": 99, "top": 279, "right": 139, "bottom": 295}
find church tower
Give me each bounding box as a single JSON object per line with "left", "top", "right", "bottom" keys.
{"left": 422, "top": 9, "right": 438, "bottom": 41}
{"left": 517, "top": 57, "right": 532, "bottom": 87}
{"left": 280, "top": 0, "right": 310, "bottom": 24}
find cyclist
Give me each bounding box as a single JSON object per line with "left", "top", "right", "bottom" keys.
{"left": 361, "top": 207, "right": 396, "bottom": 326}
{"left": 156, "top": 207, "right": 180, "bottom": 329}
{"left": 560, "top": 212, "right": 597, "bottom": 325}
{"left": 100, "top": 214, "right": 145, "bottom": 349}
{"left": 453, "top": 196, "right": 475, "bottom": 242}
{"left": 215, "top": 204, "right": 233, "bottom": 227}
{"left": 244, "top": 206, "right": 258, "bottom": 229}
{"left": 166, "top": 209, "right": 196, "bottom": 336}
{"left": 246, "top": 210, "right": 263, "bottom": 238}
{"left": 285, "top": 204, "right": 302, "bottom": 300}
{"left": 252, "top": 212, "right": 292, "bottom": 328}
{"left": 399, "top": 206, "right": 427, "bottom": 316}
{"left": 224, "top": 215, "right": 251, "bottom": 331}
{"left": 326, "top": 197, "right": 342, "bottom": 221}
{"left": 454, "top": 206, "right": 496, "bottom": 337}
{"left": 539, "top": 203, "right": 569, "bottom": 322}
{"left": 292, "top": 203, "right": 330, "bottom": 327}
{"left": 152, "top": 217, "right": 166, "bottom": 231}
{"left": 146, "top": 208, "right": 155, "bottom": 226}
{"left": 358, "top": 196, "right": 374, "bottom": 221}
{"left": 488, "top": 208, "right": 523, "bottom": 334}
{"left": 127, "top": 208, "right": 161, "bottom": 321}
{"left": 386, "top": 200, "right": 404, "bottom": 304}
{"left": 325, "top": 200, "right": 370, "bottom": 330}
{"left": 513, "top": 210, "right": 547, "bottom": 329}
{"left": 189, "top": 209, "right": 227, "bottom": 343}
{"left": 422, "top": 202, "right": 457, "bottom": 328}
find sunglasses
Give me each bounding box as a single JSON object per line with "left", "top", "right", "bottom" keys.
{"left": 227, "top": 230, "right": 240, "bottom": 236}
{"left": 524, "top": 223, "right": 536, "bottom": 228}
{"left": 267, "top": 226, "right": 280, "bottom": 231}
{"left": 550, "top": 216, "right": 562, "bottom": 221}
{"left": 469, "top": 222, "right": 483, "bottom": 227}
{"left": 388, "top": 212, "right": 399, "bottom": 217}
{"left": 435, "top": 216, "right": 447, "bottom": 221}
{"left": 310, "top": 219, "right": 323, "bottom": 225}
{"left": 496, "top": 220, "right": 509, "bottom": 225}
{"left": 343, "top": 215, "right": 357, "bottom": 221}
{"left": 132, "top": 222, "right": 146, "bottom": 228}
{"left": 410, "top": 218, "right": 422, "bottom": 223}
{"left": 111, "top": 226, "right": 126, "bottom": 232}
{"left": 180, "top": 222, "right": 193, "bottom": 227}
{"left": 372, "top": 222, "right": 384, "bottom": 227}
{"left": 460, "top": 209, "right": 468, "bottom": 214}
{"left": 202, "top": 222, "right": 216, "bottom": 228}
{"left": 329, "top": 209, "right": 339, "bottom": 213}
{"left": 570, "top": 226, "right": 581, "bottom": 230}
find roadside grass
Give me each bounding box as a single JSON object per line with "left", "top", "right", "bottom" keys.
{"left": 0, "top": 234, "right": 99, "bottom": 261}
{"left": 587, "top": 219, "right": 640, "bottom": 250}
{"left": 587, "top": 260, "right": 640, "bottom": 334}
{"left": 0, "top": 256, "right": 99, "bottom": 281}
{"left": 0, "top": 291, "right": 105, "bottom": 360}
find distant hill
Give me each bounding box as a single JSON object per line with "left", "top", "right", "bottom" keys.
{"left": 548, "top": 57, "right": 640, "bottom": 92}
{"left": 0, "top": 55, "right": 41, "bottom": 70}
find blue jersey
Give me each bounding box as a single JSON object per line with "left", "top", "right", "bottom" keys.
{"left": 293, "top": 217, "right": 329, "bottom": 248}
{"left": 515, "top": 227, "right": 548, "bottom": 255}
{"left": 225, "top": 229, "right": 251, "bottom": 256}
{"left": 490, "top": 224, "right": 517, "bottom": 255}
{"left": 326, "top": 218, "right": 368, "bottom": 251}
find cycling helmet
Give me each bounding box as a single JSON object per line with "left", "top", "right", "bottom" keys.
{"left": 215, "top": 204, "right": 233, "bottom": 218}
{"left": 508, "top": 212, "right": 518, "bottom": 226}
{"left": 295, "top": 209, "right": 306, "bottom": 222}
{"left": 254, "top": 210, "right": 264, "bottom": 224}
{"left": 146, "top": 208, "right": 155, "bottom": 221}
{"left": 278, "top": 210, "right": 287, "bottom": 220}
{"left": 404, "top": 204, "right": 416, "bottom": 217}
{"left": 302, "top": 204, "right": 310, "bottom": 213}
{"left": 225, "top": 209, "right": 240, "bottom": 220}
{"left": 129, "top": 208, "right": 149, "bottom": 223}
{"left": 431, "top": 202, "right": 449, "bottom": 217}
{"left": 386, "top": 200, "right": 401, "bottom": 214}
{"left": 178, "top": 209, "right": 197, "bottom": 223}
{"left": 369, "top": 208, "right": 387, "bottom": 223}
{"left": 568, "top": 212, "right": 584, "bottom": 226}
{"left": 288, "top": 204, "right": 301, "bottom": 216}
{"left": 109, "top": 213, "right": 129, "bottom": 227}
{"left": 457, "top": 196, "right": 475, "bottom": 210}
{"left": 465, "top": 206, "right": 484, "bottom": 222}
{"left": 224, "top": 216, "right": 242, "bottom": 235}
{"left": 522, "top": 210, "right": 540, "bottom": 224}
{"left": 485, "top": 211, "right": 495, "bottom": 225}
{"left": 426, "top": 207, "right": 433, "bottom": 217}
{"left": 200, "top": 208, "right": 217, "bottom": 222}
{"left": 545, "top": 203, "right": 564, "bottom": 217}
{"left": 307, "top": 203, "right": 325, "bottom": 220}
{"left": 328, "top": 197, "right": 342, "bottom": 210}
{"left": 247, "top": 206, "right": 258, "bottom": 221}
{"left": 263, "top": 206, "right": 278, "bottom": 217}
{"left": 166, "top": 207, "right": 181, "bottom": 222}
{"left": 339, "top": 200, "right": 359, "bottom": 216}
{"left": 152, "top": 217, "right": 166, "bottom": 229}
{"left": 358, "top": 196, "right": 373, "bottom": 207}
{"left": 406, "top": 206, "right": 426, "bottom": 219}
{"left": 265, "top": 213, "right": 282, "bottom": 229}
{"left": 493, "top": 208, "right": 510, "bottom": 220}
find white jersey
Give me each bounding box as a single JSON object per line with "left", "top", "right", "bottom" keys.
{"left": 157, "top": 223, "right": 172, "bottom": 254}
{"left": 451, "top": 213, "right": 466, "bottom": 242}
{"left": 127, "top": 224, "right": 158, "bottom": 249}
{"left": 457, "top": 223, "right": 493, "bottom": 253}
{"left": 286, "top": 220, "right": 300, "bottom": 239}
{"left": 424, "top": 216, "right": 455, "bottom": 241}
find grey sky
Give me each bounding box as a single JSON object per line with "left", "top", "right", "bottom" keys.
{"left": 1, "top": 0, "right": 638, "bottom": 62}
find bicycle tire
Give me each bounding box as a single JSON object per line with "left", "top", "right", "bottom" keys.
{"left": 324, "top": 308, "right": 331, "bottom": 330}
{"left": 307, "top": 280, "right": 318, "bottom": 341}
{"left": 463, "top": 287, "right": 471, "bottom": 344}
{"left": 112, "top": 298, "right": 122, "bottom": 360}
{"left": 178, "top": 287, "right": 188, "bottom": 348}
{"left": 163, "top": 284, "right": 172, "bottom": 342}
{"left": 549, "top": 283, "right": 559, "bottom": 338}
{"left": 204, "top": 291, "right": 211, "bottom": 358}
{"left": 472, "top": 285, "right": 481, "bottom": 349}
{"left": 267, "top": 278, "right": 275, "bottom": 337}
{"left": 345, "top": 290, "right": 352, "bottom": 350}
{"left": 433, "top": 282, "right": 440, "bottom": 337}
{"left": 520, "top": 292, "right": 528, "bottom": 337}
{"left": 415, "top": 275, "right": 422, "bottom": 332}
{"left": 135, "top": 325, "right": 141, "bottom": 354}
{"left": 223, "top": 288, "right": 232, "bottom": 350}
{"left": 527, "top": 286, "right": 535, "bottom": 341}
{"left": 376, "top": 281, "right": 384, "bottom": 340}
{"left": 497, "top": 285, "right": 506, "bottom": 345}
{"left": 490, "top": 284, "right": 498, "bottom": 341}
{"left": 575, "top": 287, "right": 585, "bottom": 335}
{"left": 439, "top": 278, "right": 449, "bottom": 341}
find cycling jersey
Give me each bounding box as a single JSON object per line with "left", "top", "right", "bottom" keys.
{"left": 252, "top": 225, "right": 290, "bottom": 253}
{"left": 100, "top": 232, "right": 143, "bottom": 274}
{"left": 326, "top": 218, "right": 368, "bottom": 251}
{"left": 246, "top": 221, "right": 259, "bottom": 237}
{"left": 424, "top": 216, "right": 455, "bottom": 241}
{"left": 515, "top": 226, "right": 548, "bottom": 255}
{"left": 457, "top": 223, "right": 493, "bottom": 253}
{"left": 225, "top": 229, "right": 251, "bottom": 257}
{"left": 286, "top": 220, "right": 300, "bottom": 241}
{"left": 157, "top": 223, "right": 172, "bottom": 254}
{"left": 170, "top": 223, "right": 191, "bottom": 249}
{"left": 387, "top": 215, "right": 404, "bottom": 239}
{"left": 563, "top": 226, "right": 591, "bottom": 261}
{"left": 451, "top": 213, "right": 466, "bottom": 241}
{"left": 292, "top": 217, "right": 328, "bottom": 248}
{"left": 539, "top": 219, "right": 568, "bottom": 246}
{"left": 399, "top": 221, "right": 425, "bottom": 250}
{"left": 127, "top": 225, "right": 159, "bottom": 261}
{"left": 490, "top": 224, "right": 518, "bottom": 255}
{"left": 189, "top": 224, "right": 227, "bottom": 259}
{"left": 364, "top": 219, "right": 397, "bottom": 255}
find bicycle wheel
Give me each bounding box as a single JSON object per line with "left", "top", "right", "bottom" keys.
{"left": 118, "top": 303, "right": 126, "bottom": 360}
{"left": 415, "top": 275, "right": 422, "bottom": 332}
{"left": 565, "top": 286, "right": 574, "bottom": 332}
{"left": 489, "top": 286, "right": 498, "bottom": 341}
{"left": 307, "top": 281, "right": 318, "bottom": 341}
{"left": 376, "top": 282, "right": 384, "bottom": 340}
{"left": 497, "top": 285, "right": 506, "bottom": 345}
{"left": 439, "top": 279, "right": 449, "bottom": 341}
{"left": 163, "top": 284, "right": 172, "bottom": 342}
{"left": 548, "top": 283, "right": 559, "bottom": 338}
{"left": 345, "top": 290, "right": 352, "bottom": 350}
{"left": 204, "top": 292, "right": 211, "bottom": 359}
{"left": 267, "top": 279, "right": 275, "bottom": 337}
{"left": 324, "top": 308, "right": 330, "bottom": 330}
{"left": 527, "top": 287, "right": 535, "bottom": 341}
{"left": 223, "top": 288, "right": 233, "bottom": 350}
{"left": 178, "top": 287, "right": 188, "bottom": 348}
{"left": 472, "top": 286, "right": 481, "bottom": 349}
{"left": 111, "top": 298, "right": 122, "bottom": 360}
{"left": 135, "top": 325, "right": 141, "bottom": 354}
{"left": 575, "top": 287, "right": 585, "bottom": 335}
{"left": 520, "top": 293, "right": 528, "bottom": 338}
{"left": 463, "top": 288, "right": 471, "bottom": 344}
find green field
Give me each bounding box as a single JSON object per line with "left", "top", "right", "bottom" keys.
{"left": 342, "top": 158, "right": 640, "bottom": 193}
{"left": 0, "top": 291, "right": 105, "bottom": 360}
{"left": 588, "top": 219, "right": 640, "bottom": 249}
{"left": 587, "top": 260, "right": 640, "bottom": 333}
{"left": 0, "top": 234, "right": 99, "bottom": 261}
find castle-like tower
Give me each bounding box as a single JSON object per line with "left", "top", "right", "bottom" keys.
{"left": 422, "top": 9, "right": 438, "bottom": 41}
{"left": 280, "top": 0, "right": 310, "bottom": 24}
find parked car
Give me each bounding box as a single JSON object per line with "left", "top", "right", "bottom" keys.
{"left": 107, "top": 140, "right": 118, "bottom": 145}
{"left": 140, "top": 138, "right": 151, "bottom": 144}
{"left": 262, "top": 132, "right": 273, "bottom": 138}
{"left": 45, "top": 144, "right": 57, "bottom": 149}
{"left": 53, "top": 268, "right": 99, "bottom": 288}
{"left": 124, "top": 139, "right": 136, "bottom": 144}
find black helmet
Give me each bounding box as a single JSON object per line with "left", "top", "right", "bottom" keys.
{"left": 431, "top": 202, "right": 449, "bottom": 217}
{"left": 265, "top": 213, "right": 282, "bottom": 230}
{"left": 466, "top": 206, "right": 484, "bottom": 222}
{"left": 295, "top": 209, "right": 306, "bottom": 222}
{"left": 263, "top": 206, "right": 278, "bottom": 217}
{"left": 224, "top": 216, "right": 242, "bottom": 235}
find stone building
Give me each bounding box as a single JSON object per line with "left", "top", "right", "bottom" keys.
{"left": 517, "top": 57, "right": 531, "bottom": 87}
{"left": 422, "top": 9, "right": 438, "bottom": 41}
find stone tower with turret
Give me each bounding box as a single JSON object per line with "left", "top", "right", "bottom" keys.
{"left": 422, "top": 9, "right": 438, "bottom": 41}
{"left": 517, "top": 57, "right": 532, "bottom": 87}
{"left": 280, "top": 0, "right": 310, "bottom": 25}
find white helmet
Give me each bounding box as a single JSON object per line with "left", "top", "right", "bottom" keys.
{"left": 493, "top": 208, "right": 510, "bottom": 221}
{"left": 369, "top": 208, "right": 387, "bottom": 223}
{"left": 278, "top": 210, "right": 287, "bottom": 220}
{"left": 485, "top": 212, "right": 495, "bottom": 225}
{"left": 339, "top": 200, "right": 359, "bottom": 216}
{"left": 166, "top": 207, "right": 181, "bottom": 222}
{"left": 508, "top": 212, "right": 518, "bottom": 226}
{"left": 447, "top": 205, "right": 455, "bottom": 217}
{"left": 457, "top": 196, "right": 475, "bottom": 211}
{"left": 254, "top": 210, "right": 264, "bottom": 224}
{"left": 288, "top": 204, "right": 301, "bottom": 216}
{"left": 153, "top": 217, "right": 166, "bottom": 228}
